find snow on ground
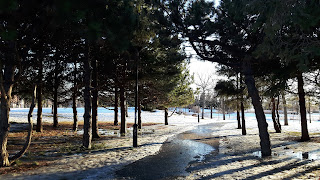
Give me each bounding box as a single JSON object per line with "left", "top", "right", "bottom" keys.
{"left": 4, "top": 108, "right": 320, "bottom": 179}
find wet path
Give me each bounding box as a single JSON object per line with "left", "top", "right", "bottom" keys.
{"left": 116, "top": 123, "right": 225, "bottom": 179}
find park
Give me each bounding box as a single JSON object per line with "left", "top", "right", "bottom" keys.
{"left": 1, "top": 0, "right": 320, "bottom": 179}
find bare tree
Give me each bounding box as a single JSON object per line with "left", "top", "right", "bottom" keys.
{"left": 195, "top": 73, "right": 215, "bottom": 119}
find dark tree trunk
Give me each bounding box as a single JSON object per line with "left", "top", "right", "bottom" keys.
{"left": 237, "top": 109, "right": 241, "bottom": 129}
{"left": 165, "top": 108, "right": 168, "bottom": 125}
{"left": 210, "top": 105, "right": 213, "bottom": 119}
{"left": 120, "top": 86, "right": 126, "bottom": 136}
{"left": 53, "top": 84, "right": 58, "bottom": 128}
{"left": 83, "top": 45, "right": 92, "bottom": 149}
{"left": 241, "top": 101, "right": 246, "bottom": 135}
{"left": 9, "top": 86, "right": 36, "bottom": 164}
{"left": 276, "top": 96, "right": 281, "bottom": 130}
{"left": 138, "top": 102, "right": 142, "bottom": 129}
{"left": 237, "top": 73, "right": 241, "bottom": 129}
{"left": 72, "top": 62, "right": 78, "bottom": 131}
{"left": 91, "top": 59, "right": 99, "bottom": 139}
{"left": 297, "top": 72, "right": 310, "bottom": 141}
{"left": 0, "top": 62, "right": 15, "bottom": 167}
{"left": 271, "top": 98, "right": 281, "bottom": 133}
{"left": 281, "top": 92, "right": 288, "bottom": 125}
{"left": 114, "top": 86, "right": 119, "bottom": 126}
{"left": 125, "top": 100, "right": 129, "bottom": 117}
{"left": 243, "top": 64, "right": 271, "bottom": 156}
{"left": 53, "top": 59, "right": 59, "bottom": 128}
{"left": 36, "top": 60, "right": 43, "bottom": 132}
{"left": 222, "top": 98, "right": 226, "bottom": 120}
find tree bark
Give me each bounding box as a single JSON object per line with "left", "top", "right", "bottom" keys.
{"left": 210, "top": 105, "right": 213, "bottom": 119}
{"left": 165, "top": 108, "right": 168, "bottom": 125}
{"left": 125, "top": 100, "right": 129, "bottom": 117}
{"left": 114, "top": 86, "right": 119, "bottom": 126}
{"left": 271, "top": 97, "right": 281, "bottom": 133}
{"left": 53, "top": 84, "right": 58, "bottom": 128}
{"left": 0, "top": 60, "right": 15, "bottom": 167}
{"left": 237, "top": 73, "right": 241, "bottom": 129}
{"left": 243, "top": 63, "right": 271, "bottom": 156}
{"left": 276, "top": 96, "right": 281, "bottom": 130}
{"left": 120, "top": 86, "right": 126, "bottom": 136}
{"left": 53, "top": 59, "right": 59, "bottom": 128}
{"left": 36, "top": 60, "right": 43, "bottom": 132}
{"left": 297, "top": 72, "right": 310, "bottom": 141}
{"left": 281, "top": 92, "right": 288, "bottom": 125}
{"left": 222, "top": 97, "right": 226, "bottom": 120}
{"left": 241, "top": 101, "right": 246, "bottom": 135}
{"left": 83, "top": 44, "right": 92, "bottom": 149}
{"left": 91, "top": 59, "right": 99, "bottom": 138}
{"left": 138, "top": 102, "right": 142, "bottom": 129}
{"left": 72, "top": 62, "right": 78, "bottom": 131}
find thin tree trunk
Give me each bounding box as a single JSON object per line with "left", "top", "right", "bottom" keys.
{"left": 83, "top": 44, "right": 92, "bottom": 149}
{"left": 241, "top": 101, "right": 246, "bottom": 135}
{"left": 210, "top": 105, "right": 213, "bottom": 119}
{"left": 125, "top": 100, "right": 129, "bottom": 117}
{"left": 36, "top": 60, "right": 43, "bottom": 132}
{"left": 237, "top": 73, "right": 241, "bottom": 129}
{"left": 165, "top": 108, "right": 168, "bottom": 125}
{"left": 91, "top": 59, "right": 99, "bottom": 138}
{"left": 53, "top": 85, "right": 58, "bottom": 128}
{"left": 9, "top": 86, "right": 36, "bottom": 164}
{"left": 297, "top": 72, "right": 310, "bottom": 141}
{"left": 0, "top": 62, "right": 15, "bottom": 167}
{"left": 72, "top": 62, "right": 78, "bottom": 131}
{"left": 222, "top": 97, "right": 226, "bottom": 120}
{"left": 202, "top": 93, "right": 205, "bottom": 119}
{"left": 308, "top": 98, "right": 311, "bottom": 123}
{"left": 276, "top": 96, "right": 281, "bottom": 130}
{"left": 114, "top": 86, "right": 119, "bottom": 126}
{"left": 138, "top": 102, "right": 142, "bottom": 129}
{"left": 53, "top": 59, "right": 59, "bottom": 128}
{"left": 281, "top": 91, "right": 288, "bottom": 125}
{"left": 243, "top": 64, "right": 271, "bottom": 156}
{"left": 120, "top": 86, "right": 126, "bottom": 136}
{"left": 271, "top": 97, "right": 281, "bottom": 133}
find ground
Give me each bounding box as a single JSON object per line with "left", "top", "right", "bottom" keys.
{"left": 1, "top": 109, "right": 320, "bottom": 179}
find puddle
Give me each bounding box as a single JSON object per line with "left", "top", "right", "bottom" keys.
{"left": 253, "top": 150, "right": 320, "bottom": 161}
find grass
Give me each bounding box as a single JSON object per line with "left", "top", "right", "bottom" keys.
{"left": 4, "top": 121, "right": 160, "bottom": 175}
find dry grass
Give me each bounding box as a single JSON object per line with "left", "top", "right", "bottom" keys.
{"left": 2, "top": 121, "right": 159, "bottom": 174}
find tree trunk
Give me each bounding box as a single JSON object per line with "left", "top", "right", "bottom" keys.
{"left": 281, "top": 92, "right": 288, "bottom": 125}
{"left": 165, "top": 108, "right": 168, "bottom": 125}
{"left": 0, "top": 55, "right": 16, "bottom": 167}
{"left": 243, "top": 64, "right": 271, "bottom": 156}
{"left": 53, "top": 85, "right": 58, "bottom": 128}
{"left": 83, "top": 45, "right": 92, "bottom": 149}
{"left": 91, "top": 59, "right": 99, "bottom": 138}
{"left": 297, "top": 72, "right": 310, "bottom": 141}
{"left": 72, "top": 62, "right": 78, "bottom": 131}
{"left": 210, "top": 105, "right": 213, "bottom": 119}
{"left": 138, "top": 102, "right": 142, "bottom": 129}
{"left": 308, "top": 98, "right": 311, "bottom": 123}
{"left": 222, "top": 97, "right": 226, "bottom": 120}
{"left": 9, "top": 86, "right": 36, "bottom": 164}
{"left": 202, "top": 93, "right": 205, "bottom": 119}
{"left": 237, "top": 73, "right": 241, "bottom": 129}
{"left": 276, "top": 96, "right": 281, "bottom": 130}
{"left": 53, "top": 60, "right": 59, "bottom": 128}
{"left": 120, "top": 86, "right": 126, "bottom": 136}
{"left": 271, "top": 97, "right": 281, "bottom": 133}
{"left": 125, "top": 100, "right": 129, "bottom": 117}
{"left": 241, "top": 101, "right": 246, "bottom": 135}
{"left": 114, "top": 86, "right": 119, "bottom": 126}
{"left": 36, "top": 60, "right": 43, "bottom": 132}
